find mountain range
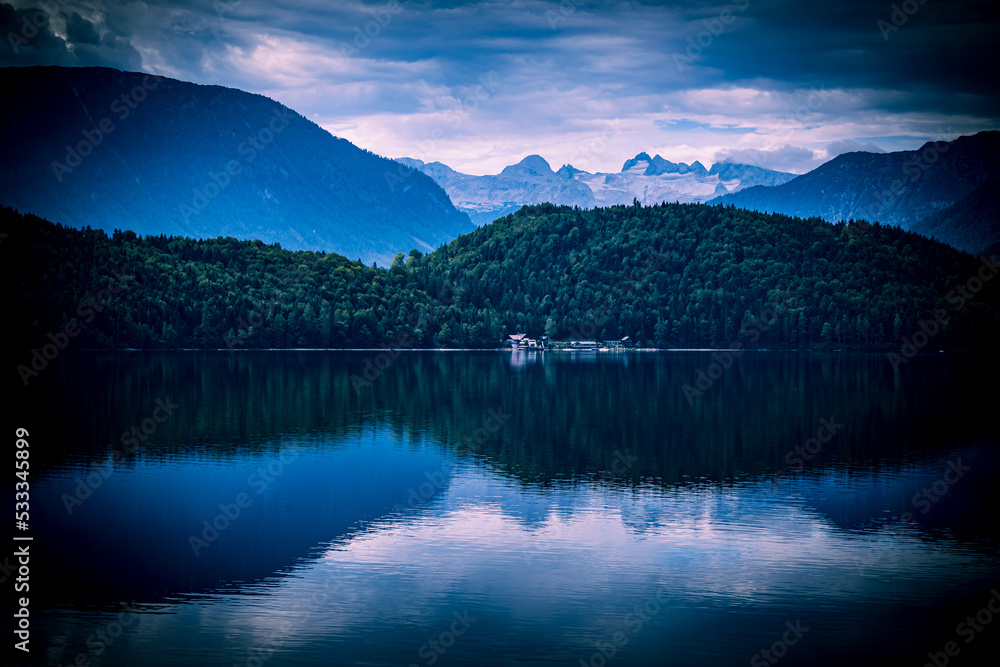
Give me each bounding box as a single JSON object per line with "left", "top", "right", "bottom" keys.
{"left": 0, "top": 66, "right": 473, "bottom": 266}
{"left": 909, "top": 178, "right": 1000, "bottom": 255}
{"left": 711, "top": 131, "right": 1000, "bottom": 251}
{"left": 3, "top": 66, "right": 997, "bottom": 263}
{"left": 401, "top": 133, "right": 999, "bottom": 255}
{"left": 397, "top": 153, "right": 796, "bottom": 226}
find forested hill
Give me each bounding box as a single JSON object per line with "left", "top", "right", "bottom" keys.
{"left": 414, "top": 203, "right": 999, "bottom": 349}
{"left": 4, "top": 202, "right": 999, "bottom": 357}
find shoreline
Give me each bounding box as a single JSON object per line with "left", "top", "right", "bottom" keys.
{"left": 27, "top": 347, "right": 990, "bottom": 354}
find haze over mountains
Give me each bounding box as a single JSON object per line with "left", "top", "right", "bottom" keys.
{"left": 398, "top": 153, "right": 796, "bottom": 226}
{"left": 0, "top": 66, "right": 473, "bottom": 266}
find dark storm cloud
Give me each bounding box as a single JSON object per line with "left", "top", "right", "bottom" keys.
{"left": 1, "top": 1, "right": 140, "bottom": 69}
{"left": 690, "top": 0, "right": 1000, "bottom": 117}
{"left": 65, "top": 11, "right": 100, "bottom": 44}
{"left": 1, "top": 0, "right": 996, "bottom": 172}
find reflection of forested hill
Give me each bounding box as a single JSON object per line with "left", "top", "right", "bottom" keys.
{"left": 17, "top": 351, "right": 1000, "bottom": 608}
{"left": 26, "top": 352, "right": 998, "bottom": 488}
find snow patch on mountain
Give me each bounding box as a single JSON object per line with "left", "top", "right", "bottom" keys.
{"left": 396, "top": 152, "right": 796, "bottom": 226}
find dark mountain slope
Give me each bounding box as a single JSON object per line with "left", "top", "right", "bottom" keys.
{"left": 712, "top": 132, "right": 1000, "bottom": 229}
{"left": 0, "top": 65, "right": 473, "bottom": 265}
{"left": 910, "top": 178, "right": 1000, "bottom": 254}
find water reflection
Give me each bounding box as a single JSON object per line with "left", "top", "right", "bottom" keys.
{"left": 35, "top": 445, "right": 999, "bottom": 667}
{"left": 13, "top": 351, "right": 1000, "bottom": 666}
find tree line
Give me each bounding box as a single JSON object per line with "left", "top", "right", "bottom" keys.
{"left": 4, "top": 202, "right": 999, "bottom": 353}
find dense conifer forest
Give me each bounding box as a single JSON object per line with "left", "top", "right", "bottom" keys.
{"left": 5, "top": 202, "right": 999, "bottom": 354}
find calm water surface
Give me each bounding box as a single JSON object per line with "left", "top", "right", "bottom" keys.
{"left": 9, "top": 351, "right": 1000, "bottom": 666}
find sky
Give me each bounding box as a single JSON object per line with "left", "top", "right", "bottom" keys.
{"left": 2, "top": 0, "right": 998, "bottom": 175}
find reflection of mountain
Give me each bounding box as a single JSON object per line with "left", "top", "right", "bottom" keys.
{"left": 30, "top": 454, "right": 1000, "bottom": 666}
{"left": 28, "top": 433, "right": 454, "bottom": 606}
{"left": 777, "top": 445, "right": 1000, "bottom": 545}
{"left": 19, "top": 351, "right": 1000, "bottom": 666}
{"left": 436, "top": 442, "right": 1000, "bottom": 550}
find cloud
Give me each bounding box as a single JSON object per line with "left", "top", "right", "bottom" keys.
{"left": 825, "top": 139, "right": 885, "bottom": 158}
{"left": 1, "top": 0, "right": 997, "bottom": 174}
{"left": 714, "top": 144, "right": 819, "bottom": 174}
{"left": 655, "top": 118, "right": 756, "bottom": 134}
{"left": 65, "top": 11, "right": 100, "bottom": 45}
{"left": 0, "top": 2, "right": 141, "bottom": 69}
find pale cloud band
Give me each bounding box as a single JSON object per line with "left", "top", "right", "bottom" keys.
{"left": 2, "top": 0, "right": 997, "bottom": 174}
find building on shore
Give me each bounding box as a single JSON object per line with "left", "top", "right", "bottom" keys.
{"left": 603, "top": 336, "right": 634, "bottom": 349}
{"left": 508, "top": 333, "right": 546, "bottom": 349}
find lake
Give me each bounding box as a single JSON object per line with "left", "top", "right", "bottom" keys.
{"left": 9, "top": 350, "right": 1000, "bottom": 666}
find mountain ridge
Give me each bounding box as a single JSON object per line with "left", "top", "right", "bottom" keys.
{"left": 910, "top": 178, "right": 1000, "bottom": 254}
{"left": 711, "top": 131, "right": 1000, "bottom": 230}
{"left": 0, "top": 65, "right": 474, "bottom": 265}
{"left": 399, "top": 152, "right": 795, "bottom": 225}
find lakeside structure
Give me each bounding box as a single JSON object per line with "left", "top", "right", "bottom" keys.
{"left": 507, "top": 334, "right": 635, "bottom": 351}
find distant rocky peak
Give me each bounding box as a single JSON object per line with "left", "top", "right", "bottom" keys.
{"left": 556, "top": 164, "right": 587, "bottom": 179}
{"left": 501, "top": 154, "right": 555, "bottom": 178}
{"left": 622, "top": 152, "right": 707, "bottom": 177}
